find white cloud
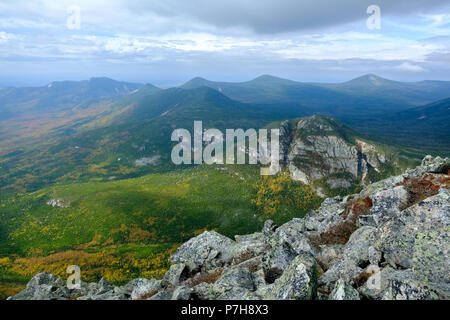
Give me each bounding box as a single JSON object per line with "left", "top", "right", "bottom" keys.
{"left": 394, "top": 62, "right": 427, "bottom": 72}
{"left": 0, "top": 31, "right": 15, "bottom": 44}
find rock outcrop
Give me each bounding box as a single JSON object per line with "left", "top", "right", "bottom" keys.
{"left": 8, "top": 156, "right": 449, "bottom": 300}
{"left": 279, "top": 116, "right": 392, "bottom": 194}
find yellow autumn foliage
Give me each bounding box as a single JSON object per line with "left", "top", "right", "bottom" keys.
{"left": 252, "top": 173, "right": 321, "bottom": 217}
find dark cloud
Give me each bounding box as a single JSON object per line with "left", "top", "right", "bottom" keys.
{"left": 128, "top": 0, "right": 450, "bottom": 34}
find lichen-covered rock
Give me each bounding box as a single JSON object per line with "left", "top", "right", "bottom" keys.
{"left": 308, "top": 197, "right": 344, "bottom": 224}
{"left": 262, "top": 240, "right": 298, "bottom": 283}
{"left": 380, "top": 269, "right": 440, "bottom": 300}
{"left": 377, "top": 188, "right": 449, "bottom": 292}
{"left": 269, "top": 218, "right": 318, "bottom": 257}
{"left": 78, "top": 290, "right": 124, "bottom": 300}
{"left": 305, "top": 215, "right": 321, "bottom": 231}
{"left": 147, "top": 291, "right": 172, "bottom": 300}
{"left": 267, "top": 252, "right": 318, "bottom": 300}
{"left": 404, "top": 156, "right": 449, "bottom": 178}
{"left": 342, "top": 226, "right": 377, "bottom": 265}
{"left": 358, "top": 266, "right": 393, "bottom": 299}
{"left": 368, "top": 246, "right": 382, "bottom": 266}
{"left": 212, "top": 266, "right": 255, "bottom": 299}
{"left": 232, "top": 233, "right": 268, "bottom": 265}
{"left": 162, "top": 263, "right": 189, "bottom": 287}
{"left": 171, "top": 286, "right": 193, "bottom": 300}
{"left": 169, "top": 231, "right": 236, "bottom": 271}
{"left": 358, "top": 267, "right": 446, "bottom": 300}
{"left": 192, "top": 282, "right": 215, "bottom": 300}
{"left": 261, "top": 220, "right": 277, "bottom": 237}
{"left": 329, "top": 279, "right": 360, "bottom": 300}
{"left": 8, "top": 273, "right": 70, "bottom": 300}
{"left": 130, "top": 278, "right": 162, "bottom": 300}
{"left": 318, "top": 258, "right": 363, "bottom": 292}
{"left": 366, "top": 186, "right": 409, "bottom": 226}
{"left": 316, "top": 245, "right": 343, "bottom": 270}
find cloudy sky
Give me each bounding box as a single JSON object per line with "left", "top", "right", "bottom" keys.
{"left": 0, "top": 0, "right": 450, "bottom": 86}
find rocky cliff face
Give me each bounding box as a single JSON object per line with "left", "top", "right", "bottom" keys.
{"left": 8, "top": 156, "right": 449, "bottom": 300}
{"left": 279, "top": 116, "right": 391, "bottom": 195}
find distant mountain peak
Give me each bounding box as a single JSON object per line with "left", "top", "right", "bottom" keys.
{"left": 347, "top": 74, "right": 390, "bottom": 86}
{"left": 253, "top": 74, "right": 280, "bottom": 80}
{"left": 181, "top": 77, "right": 214, "bottom": 89}
{"left": 251, "top": 74, "right": 297, "bottom": 84}
{"left": 89, "top": 76, "right": 115, "bottom": 82}
{"left": 189, "top": 76, "right": 209, "bottom": 82}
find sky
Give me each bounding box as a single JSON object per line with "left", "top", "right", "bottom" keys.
{"left": 0, "top": 0, "right": 450, "bottom": 87}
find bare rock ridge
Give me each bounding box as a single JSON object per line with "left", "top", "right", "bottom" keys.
{"left": 8, "top": 156, "right": 449, "bottom": 300}
{"left": 279, "top": 116, "right": 390, "bottom": 195}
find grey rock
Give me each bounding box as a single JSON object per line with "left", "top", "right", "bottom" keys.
{"left": 368, "top": 246, "right": 382, "bottom": 266}
{"left": 357, "top": 214, "right": 377, "bottom": 227}
{"left": 235, "top": 232, "right": 264, "bottom": 244}
{"left": 212, "top": 266, "right": 256, "bottom": 300}
{"left": 360, "top": 175, "right": 405, "bottom": 198}
{"left": 403, "top": 156, "right": 449, "bottom": 178}
{"left": 162, "top": 263, "right": 188, "bottom": 287}
{"left": 96, "top": 278, "right": 113, "bottom": 294}
{"left": 170, "top": 231, "right": 236, "bottom": 271}
{"left": 305, "top": 215, "right": 321, "bottom": 231}
{"left": 262, "top": 240, "right": 298, "bottom": 283}
{"left": 215, "top": 266, "right": 255, "bottom": 290}
{"left": 270, "top": 218, "right": 318, "bottom": 256}
{"left": 262, "top": 220, "right": 277, "bottom": 237}
{"left": 318, "top": 258, "right": 363, "bottom": 292}
{"left": 252, "top": 269, "right": 272, "bottom": 298}
{"left": 147, "top": 291, "right": 172, "bottom": 300}
{"left": 368, "top": 186, "right": 409, "bottom": 226}
{"left": 377, "top": 189, "right": 449, "bottom": 291}
{"left": 78, "top": 290, "right": 125, "bottom": 300}
{"left": 130, "top": 278, "right": 162, "bottom": 300}
{"left": 329, "top": 279, "right": 360, "bottom": 300}
{"left": 232, "top": 234, "right": 268, "bottom": 265}
{"left": 267, "top": 252, "right": 318, "bottom": 300}
{"left": 192, "top": 282, "right": 215, "bottom": 300}
{"left": 8, "top": 273, "right": 70, "bottom": 300}
{"left": 171, "top": 285, "right": 193, "bottom": 300}
{"left": 358, "top": 266, "right": 393, "bottom": 299}
{"left": 381, "top": 269, "right": 440, "bottom": 300}
{"left": 342, "top": 226, "right": 377, "bottom": 265}
{"left": 316, "top": 245, "right": 343, "bottom": 270}
{"left": 309, "top": 197, "right": 344, "bottom": 223}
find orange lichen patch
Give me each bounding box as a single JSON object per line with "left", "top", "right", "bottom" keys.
{"left": 398, "top": 173, "right": 450, "bottom": 209}
{"left": 309, "top": 197, "right": 373, "bottom": 246}
{"left": 135, "top": 289, "right": 162, "bottom": 300}
{"left": 184, "top": 269, "right": 223, "bottom": 288}
{"left": 231, "top": 248, "right": 257, "bottom": 266}
{"left": 341, "top": 197, "right": 373, "bottom": 220}
{"left": 356, "top": 271, "right": 375, "bottom": 287}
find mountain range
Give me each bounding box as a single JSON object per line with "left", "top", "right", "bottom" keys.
{"left": 0, "top": 74, "right": 448, "bottom": 194}
{"left": 0, "top": 73, "right": 449, "bottom": 299}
